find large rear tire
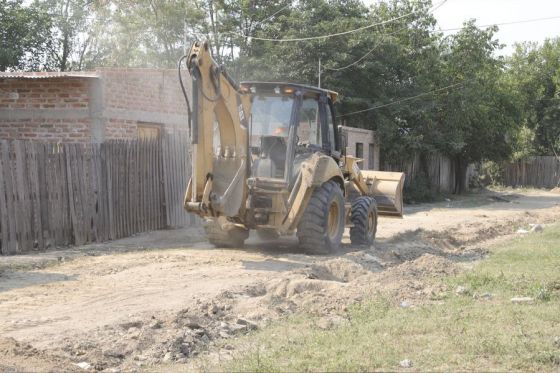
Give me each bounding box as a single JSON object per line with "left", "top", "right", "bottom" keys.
{"left": 204, "top": 220, "right": 249, "bottom": 248}
{"left": 297, "top": 180, "right": 345, "bottom": 255}
{"left": 349, "top": 196, "right": 378, "bottom": 245}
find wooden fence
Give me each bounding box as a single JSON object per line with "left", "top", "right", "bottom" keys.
{"left": 384, "top": 153, "right": 459, "bottom": 194}
{"left": 502, "top": 156, "right": 560, "bottom": 188}
{"left": 0, "top": 135, "right": 196, "bottom": 255}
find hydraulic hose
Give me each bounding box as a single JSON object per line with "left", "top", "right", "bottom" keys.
{"left": 177, "top": 54, "right": 193, "bottom": 137}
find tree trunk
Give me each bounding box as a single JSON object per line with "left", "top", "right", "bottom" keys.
{"left": 419, "top": 152, "right": 433, "bottom": 194}
{"left": 454, "top": 157, "right": 468, "bottom": 194}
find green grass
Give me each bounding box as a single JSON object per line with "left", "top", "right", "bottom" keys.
{"left": 206, "top": 225, "right": 560, "bottom": 372}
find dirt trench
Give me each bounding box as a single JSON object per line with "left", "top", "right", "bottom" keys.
{"left": 0, "top": 190, "right": 559, "bottom": 372}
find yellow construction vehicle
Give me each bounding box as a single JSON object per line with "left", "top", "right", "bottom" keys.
{"left": 179, "top": 41, "right": 404, "bottom": 254}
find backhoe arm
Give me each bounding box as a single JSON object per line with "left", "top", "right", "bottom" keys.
{"left": 182, "top": 41, "right": 252, "bottom": 218}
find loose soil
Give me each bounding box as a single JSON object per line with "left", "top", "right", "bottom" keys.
{"left": 1, "top": 190, "right": 559, "bottom": 372}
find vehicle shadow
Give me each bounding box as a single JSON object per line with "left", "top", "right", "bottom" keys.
{"left": 239, "top": 226, "right": 487, "bottom": 277}
{"left": 0, "top": 271, "right": 78, "bottom": 293}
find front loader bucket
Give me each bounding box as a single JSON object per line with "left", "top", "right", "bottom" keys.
{"left": 361, "top": 171, "right": 405, "bottom": 217}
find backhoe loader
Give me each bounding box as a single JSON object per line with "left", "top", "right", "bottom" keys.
{"left": 179, "top": 41, "right": 404, "bottom": 254}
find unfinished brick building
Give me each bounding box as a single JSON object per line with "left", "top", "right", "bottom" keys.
{"left": 0, "top": 69, "right": 190, "bottom": 143}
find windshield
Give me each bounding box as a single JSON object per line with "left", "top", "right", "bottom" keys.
{"left": 250, "top": 95, "right": 293, "bottom": 146}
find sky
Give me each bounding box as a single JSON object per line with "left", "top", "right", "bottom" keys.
{"left": 365, "top": 0, "right": 560, "bottom": 55}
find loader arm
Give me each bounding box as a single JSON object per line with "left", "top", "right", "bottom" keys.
{"left": 182, "top": 41, "right": 252, "bottom": 218}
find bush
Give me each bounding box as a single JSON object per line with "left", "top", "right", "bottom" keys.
{"left": 404, "top": 171, "right": 434, "bottom": 203}
{"left": 479, "top": 161, "right": 504, "bottom": 186}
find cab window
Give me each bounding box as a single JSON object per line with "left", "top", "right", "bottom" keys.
{"left": 297, "top": 97, "right": 321, "bottom": 146}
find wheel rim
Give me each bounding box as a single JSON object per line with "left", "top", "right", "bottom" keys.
{"left": 327, "top": 201, "right": 340, "bottom": 239}
{"left": 367, "top": 210, "right": 376, "bottom": 238}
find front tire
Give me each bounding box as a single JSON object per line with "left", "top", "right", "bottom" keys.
{"left": 349, "top": 196, "right": 378, "bottom": 245}
{"left": 297, "top": 180, "right": 345, "bottom": 255}
{"left": 204, "top": 220, "right": 249, "bottom": 248}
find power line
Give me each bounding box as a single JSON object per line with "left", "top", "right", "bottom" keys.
{"left": 252, "top": 3, "right": 291, "bottom": 30}
{"left": 438, "top": 15, "right": 560, "bottom": 33}
{"left": 337, "top": 81, "right": 466, "bottom": 117}
{"left": 324, "top": 27, "right": 406, "bottom": 71}
{"left": 239, "top": 0, "right": 447, "bottom": 43}
{"left": 324, "top": 14, "right": 560, "bottom": 72}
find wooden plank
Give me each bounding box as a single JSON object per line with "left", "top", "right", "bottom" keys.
{"left": 106, "top": 142, "right": 115, "bottom": 240}
{"left": 60, "top": 146, "right": 71, "bottom": 246}
{"left": 45, "top": 144, "right": 56, "bottom": 246}
{"left": 157, "top": 136, "right": 165, "bottom": 228}
{"left": 100, "top": 143, "right": 108, "bottom": 241}
{"left": 82, "top": 145, "right": 92, "bottom": 243}
{"left": 150, "top": 138, "right": 157, "bottom": 230}
{"left": 27, "top": 142, "right": 44, "bottom": 249}
{"left": 117, "top": 141, "right": 124, "bottom": 238}
{"left": 90, "top": 145, "right": 99, "bottom": 242}
{"left": 74, "top": 144, "right": 86, "bottom": 244}
{"left": 65, "top": 144, "right": 80, "bottom": 245}
{"left": 121, "top": 142, "right": 128, "bottom": 237}
{"left": 14, "top": 141, "right": 30, "bottom": 252}
{"left": 119, "top": 141, "right": 126, "bottom": 237}
{"left": 112, "top": 141, "right": 120, "bottom": 239}
{"left": 126, "top": 141, "right": 133, "bottom": 236}
{"left": 146, "top": 139, "right": 152, "bottom": 231}
{"left": 133, "top": 140, "right": 139, "bottom": 233}
{"left": 116, "top": 140, "right": 122, "bottom": 238}
{"left": 0, "top": 141, "right": 9, "bottom": 255}
{"left": 172, "top": 135, "right": 179, "bottom": 227}
{"left": 46, "top": 144, "right": 57, "bottom": 245}
{"left": 125, "top": 141, "right": 133, "bottom": 235}
{"left": 1, "top": 141, "right": 17, "bottom": 254}
{"left": 139, "top": 139, "right": 146, "bottom": 232}
{"left": 168, "top": 136, "right": 175, "bottom": 227}
{"left": 162, "top": 135, "right": 170, "bottom": 227}
{"left": 97, "top": 143, "right": 106, "bottom": 241}
{"left": 36, "top": 143, "right": 49, "bottom": 247}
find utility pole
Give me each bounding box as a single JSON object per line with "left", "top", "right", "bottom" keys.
{"left": 318, "top": 58, "right": 321, "bottom": 88}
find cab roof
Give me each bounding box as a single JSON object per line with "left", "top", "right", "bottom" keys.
{"left": 240, "top": 81, "right": 338, "bottom": 103}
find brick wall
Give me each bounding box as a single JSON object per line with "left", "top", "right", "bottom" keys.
{"left": 0, "top": 118, "right": 90, "bottom": 142}
{"left": 99, "top": 69, "right": 189, "bottom": 140}
{"left": 341, "top": 126, "right": 380, "bottom": 170}
{"left": 101, "top": 69, "right": 188, "bottom": 115}
{"left": 0, "top": 70, "right": 190, "bottom": 143}
{"left": 0, "top": 77, "right": 92, "bottom": 143}
{"left": 105, "top": 119, "right": 137, "bottom": 140}
{"left": 0, "top": 78, "right": 90, "bottom": 110}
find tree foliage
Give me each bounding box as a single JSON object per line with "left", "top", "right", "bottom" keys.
{"left": 0, "top": 0, "right": 52, "bottom": 71}
{"left": 507, "top": 38, "right": 560, "bottom": 157}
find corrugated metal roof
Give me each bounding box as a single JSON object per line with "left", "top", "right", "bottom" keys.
{"left": 0, "top": 71, "right": 99, "bottom": 79}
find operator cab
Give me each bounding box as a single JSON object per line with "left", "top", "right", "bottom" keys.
{"left": 240, "top": 82, "right": 340, "bottom": 185}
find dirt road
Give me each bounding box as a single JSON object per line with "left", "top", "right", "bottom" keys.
{"left": 1, "top": 190, "right": 559, "bottom": 372}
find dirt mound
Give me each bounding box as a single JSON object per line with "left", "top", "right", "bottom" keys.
{"left": 0, "top": 337, "right": 77, "bottom": 372}
{"left": 392, "top": 253, "right": 459, "bottom": 278}
{"left": 303, "top": 258, "right": 370, "bottom": 282}
{"left": 551, "top": 187, "right": 560, "bottom": 194}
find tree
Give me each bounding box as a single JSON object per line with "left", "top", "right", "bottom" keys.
{"left": 435, "top": 21, "right": 520, "bottom": 192}
{"left": 0, "top": 0, "right": 52, "bottom": 71}
{"left": 507, "top": 38, "right": 560, "bottom": 157}
{"left": 35, "top": 0, "right": 109, "bottom": 71}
